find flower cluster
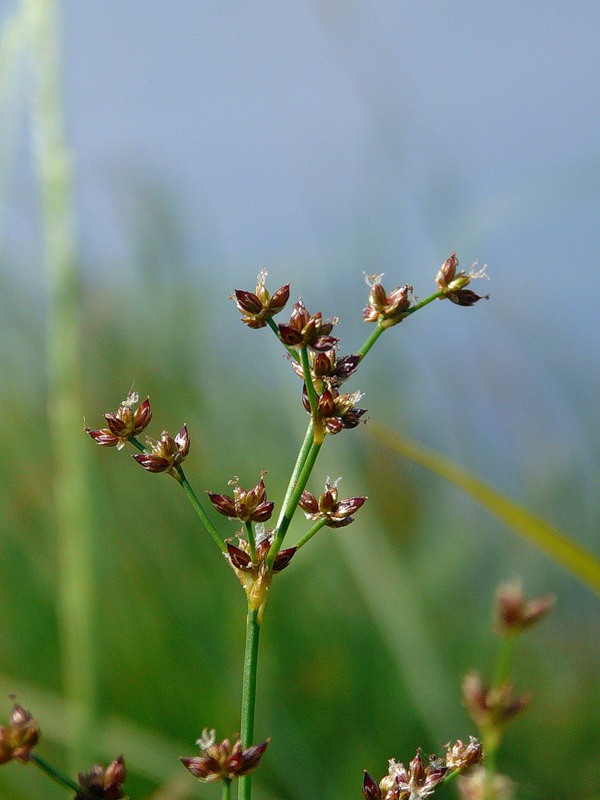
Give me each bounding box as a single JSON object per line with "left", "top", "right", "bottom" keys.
{"left": 133, "top": 425, "right": 190, "bottom": 476}
{"left": 75, "top": 756, "right": 127, "bottom": 800}
{"left": 85, "top": 391, "right": 152, "bottom": 449}
{"left": 299, "top": 478, "right": 366, "bottom": 528}
{"left": 0, "top": 704, "right": 39, "bottom": 765}
{"left": 207, "top": 473, "right": 274, "bottom": 523}
{"left": 181, "top": 728, "right": 269, "bottom": 784}
{"left": 435, "top": 253, "right": 489, "bottom": 306}
{"left": 462, "top": 672, "right": 530, "bottom": 737}
{"left": 224, "top": 527, "right": 295, "bottom": 620}
{"left": 493, "top": 581, "right": 555, "bottom": 635}
{"left": 278, "top": 299, "right": 338, "bottom": 351}
{"left": 301, "top": 386, "right": 367, "bottom": 435}
{"left": 363, "top": 740, "right": 482, "bottom": 800}
{"left": 234, "top": 269, "right": 290, "bottom": 329}
{"left": 362, "top": 275, "right": 412, "bottom": 328}
{"left": 291, "top": 349, "right": 360, "bottom": 390}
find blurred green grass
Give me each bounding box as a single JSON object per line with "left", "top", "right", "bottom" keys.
{"left": 0, "top": 263, "right": 599, "bottom": 799}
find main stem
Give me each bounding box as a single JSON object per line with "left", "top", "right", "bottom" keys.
{"left": 238, "top": 606, "right": 261, "bottom": 800}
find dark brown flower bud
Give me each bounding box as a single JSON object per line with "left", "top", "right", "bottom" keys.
{"left": 76, "top": 755, "right": 126, "bottom": 799}
{"left": 207, "top": 474, "right": 274, "bottom": 523}
{"left": 181, "top": 729, "right": 269, "bottom": 784}
{"left": 85, "top": 392, "right": 152, "bottom": 449}
{"left": 233, "top": 269, "right": 290, "bottom": 328}
{"left": 493, "top": 582, "right": 555, "bottom": 635}
{"left": 362, "top": 771, "right": 382, "bottom": 800}
{"left": 235, "top": 289, "right": 263, "bottom": 315}
{"left": 435, "top": 253, "right": 459, "bottom": 291}
{"left": 272, "top": 546, "right": 297, "bottom": 573}
{"left": 0, "top": 704, "right": 39, "bottom": 765}
{"left": 133, "top": 425, "right": 190, "bottom": 476}
{"left": 448, "top": 289, "right": 489, "bottom": 306}
{"left": 226, "top": 542, "right": 253, "bottom": 571}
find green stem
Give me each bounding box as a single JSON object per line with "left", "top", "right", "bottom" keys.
{"left": 295, "top": 518, "right": 328, "bottom": 550}
{"left": 493, "top": 632, "right": 517, "bottom": 688}
{"left": 356, "top": 320, "right": 385, "bottom": 360}
{"left": 221, "top": 777, "right": 232, "bottom": 800}
{"left": 272, "top": 422, "right": 313, "bottom": 530}
{"left": 245, "top": 520, "right": 258, "bottom": 562}
{"left": 175, "top": 467, "right": 227, "bottom": 553}
{"left": 129, "top": 436, "right": 146, "bottom": 453}
{"left": 238, "top": 606, "right": 261, "bottom": 800}
{"left": 31, "top": 753, "right": 82, "bottom": 794}
{"left": 356, "top": 290, "right": 445, "bottom": 361}
{"left": 483, "top": 632, "right": 518, "bottom": 794}
{"left": 300, "top": 346, "right": 318, "bottom": 419}
{"left": 267, "top": 439, "right": 322, "bottom": 568}
{"left": 404, "top": 289, "right": 444, "bottom": 316}
{"left": 27, "top": 0, "right": 96, "bottom": 769}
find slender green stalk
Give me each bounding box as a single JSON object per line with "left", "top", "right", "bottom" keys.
{"left": 130, "top": 438, "right": 226, "bottom": 552}
{"left": 268, "top": 439, "right": 322, "bottom": 568}
{"left": 483, "top": 632, "right": 518, "bottom": 795}
{"left": 26, "top": 0, "right": 96, "bottom": 768}
{"left": 245, "top": 520, "right": 258, "bottom": 562}
{"left": 238, "top": 606, "right": 261, "bottom": 800}
{"left": 405, "top": 289, "right": 444, "bottom": 316}
{"left": 356, "top": 290, "right": 445, "bottom": 360}
{"left": 299, "top": 346, "right": 318, "bottom": 418}
{"left": 175, "top": 467, "right": 226, "bottom": 553}
{"left": 295, "top": 518, "right": 327, "bottom": 550}
{"left": 31, "top": 753, "right": 82, "bottom": 794}
{"left": 493, "top": 632, "right": 517, "bottom": 688}
{"left": 356, "top": 320, "right": 385, "bottom": 360}
{"left": 221, "top": 777, "right": 232, "bottom": 800}
{"left": 272, "top": 421, "right": 313, "bottom": 532}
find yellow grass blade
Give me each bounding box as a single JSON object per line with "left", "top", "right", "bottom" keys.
{"left": 369, "top": 422, "right": 600, "bottom": 596}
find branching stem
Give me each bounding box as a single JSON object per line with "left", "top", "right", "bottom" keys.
{"left": 31, "top": 753, "right": 81, "bottom": 794}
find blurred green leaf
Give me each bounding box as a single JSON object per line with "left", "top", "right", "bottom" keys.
{"left": 369, "top": 422, "right": 600, "bottom": 596}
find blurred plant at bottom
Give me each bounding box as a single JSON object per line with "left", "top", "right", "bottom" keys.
{"left": 457, "top": 582, "right": 554, "bottom": 799}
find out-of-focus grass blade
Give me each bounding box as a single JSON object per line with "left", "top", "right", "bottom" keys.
{"left": 369, "top": 422, "right": 600, "bottom": 596}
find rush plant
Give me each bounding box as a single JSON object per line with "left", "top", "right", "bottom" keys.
{"left": 0, "top": 256, "right": 508, "bottom": 800}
